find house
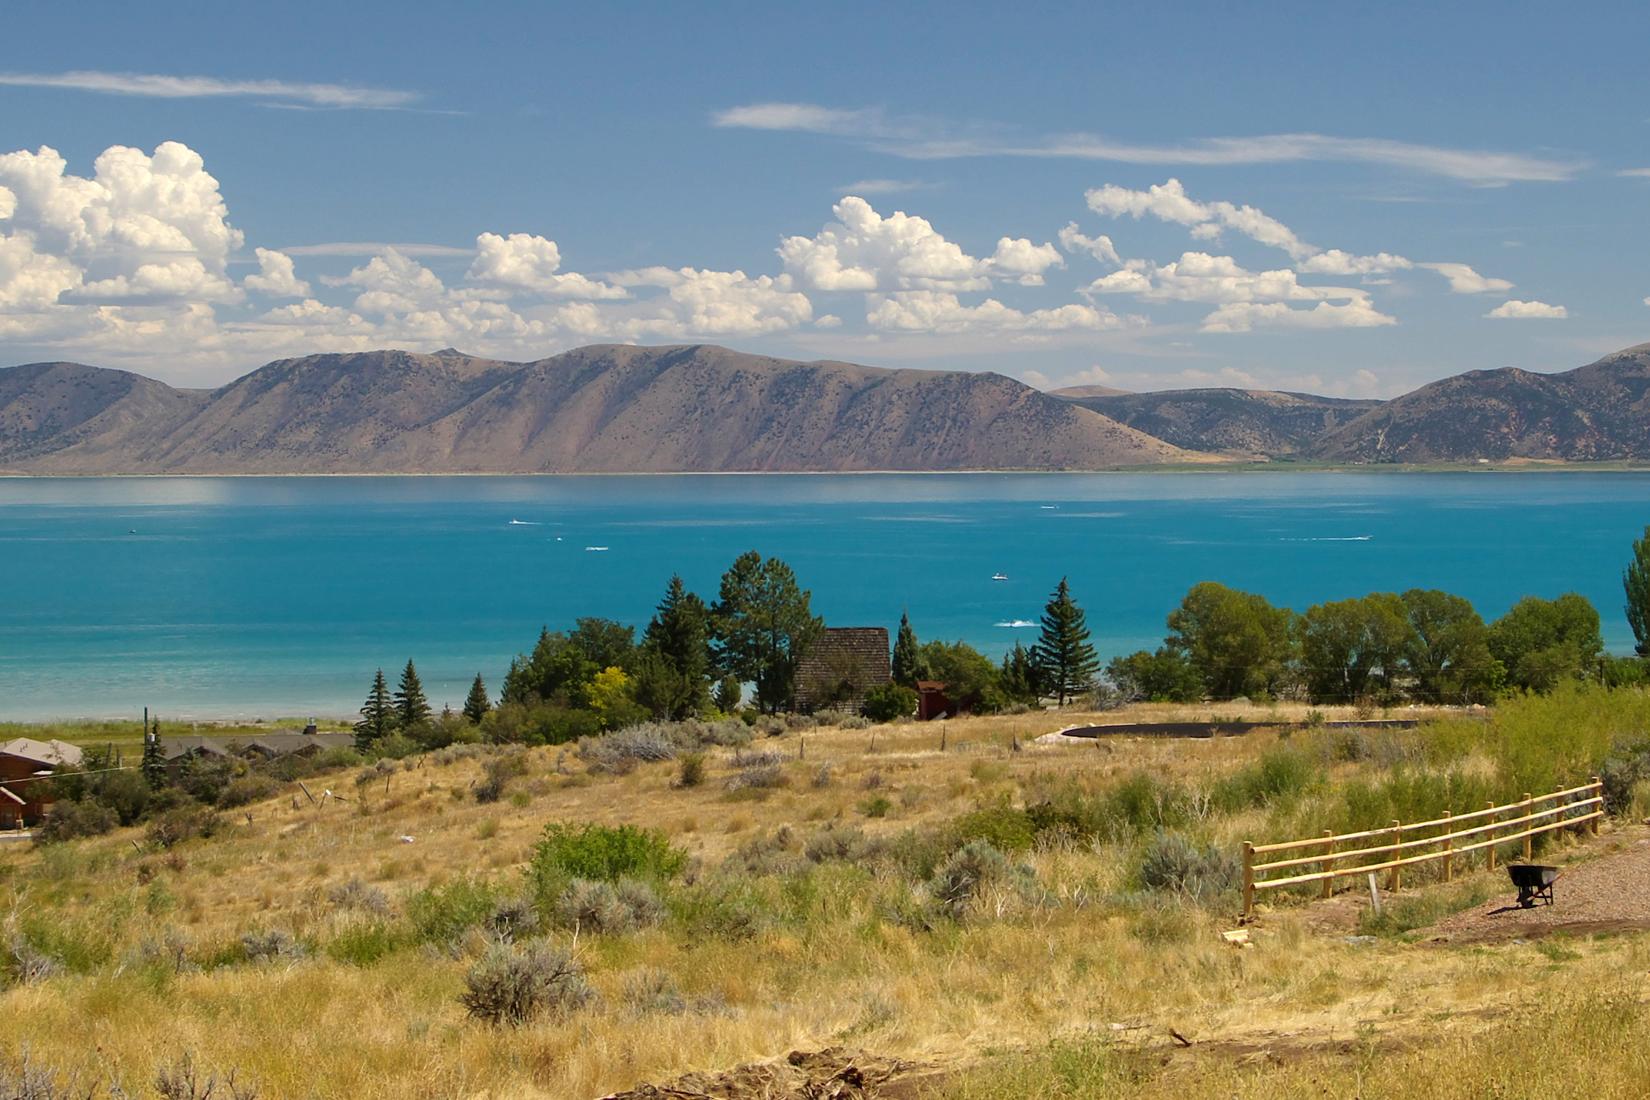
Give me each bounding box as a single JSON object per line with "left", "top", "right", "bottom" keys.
{"left": 793, "top": 627, "right": 892, "bottom": 713}
{"left": 162, "top": 727, "right": 353, "bottom": 771}
{"left": 0, "top": 738, "right": 84, "bottom": 829}
{"left": 915, "top": 681, "right": 953, "bottom": 722}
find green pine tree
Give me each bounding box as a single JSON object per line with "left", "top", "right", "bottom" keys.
{"left": 999, "top": 641, "right": 1040, "bottom": 704}
{"left": 394, "top": 659, "right": 432, "bottom": 728}
{"left": 355, "top": 668, "right": 396, "bottom": 750}
{"left": 1030, "top": 577, "right": 1100, "bottom": 706}
{"left": 891, "top": 612, "right": 922, "bottom": 687}
{"left": 1627, "top": 525, "right": 1650, "bottom": 657}
{"left": 140, "top": 713, "right": 167, "bottom": 790}
{"left": 640, "top": 575, "right": 714, "bottom": 719}
{"left": 462, "top": 673, "right": 492, "bottom": 723}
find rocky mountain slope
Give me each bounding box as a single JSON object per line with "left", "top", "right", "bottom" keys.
{"left": 0, "top": 345, "right": 1189, "bottom": 473}
{"left": 1310, "top": 343, "right": 1650, "bottom": 462}
{"left": 1063, "top": 388, "right": 1381, "bottom": 458}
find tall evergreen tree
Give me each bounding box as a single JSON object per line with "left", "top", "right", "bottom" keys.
{"left": 1627, "top": 525, "right": 1650, "bottom": 657}
{"left": 1030, "top": 577, "right": 1100, "bottom": 705}
{"left": 140, "top": 713, "right": 167, "bottom": 790}
{"left": 355, "top": 668, "right": 396, "bottom": 750}
{"left": 638, "top": 575, "right": 714, "bottom": 719}
{"left": 999, "top": 641, "right": 1041, "bottom": 703}
{"left": 891, "top": 612, "right": 922, "bottom": 687}
{"left": 394, "top": 660, "right": 432, "bottom": 728}
{"left": 462, "top": 674, "right": 492, "bottom": 723}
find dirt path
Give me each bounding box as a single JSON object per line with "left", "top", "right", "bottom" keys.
{"left": 1427, "top": 833, "right": 1650, "bottom": 943}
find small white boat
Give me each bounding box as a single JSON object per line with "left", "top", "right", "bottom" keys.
{"left": 585, "top": 546, "right": 609, "bottom": 552}
{"left": 991, "top": 572, "right": 1008, "bottom": 581}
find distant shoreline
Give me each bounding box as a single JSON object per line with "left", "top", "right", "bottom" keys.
{"left": 4, "top": 461, "right": 1650, "bottom": 479}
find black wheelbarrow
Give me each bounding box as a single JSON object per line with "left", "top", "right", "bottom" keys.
{"left": 1507, "top": 864, "right": 1558, "bottom": 908}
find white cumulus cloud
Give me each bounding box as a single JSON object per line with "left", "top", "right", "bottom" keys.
{"left": 1200, "top": 299, "right": 1397, "bottom": 333}
{"left": 865, "top": 290, "right": 1123, "bottom": 334}
{"left": 1485, "top": 299, "right": 1567, "bottom": 319}
{"left": 466, "top": 232, "right": 627, "bottom": 299}
{"left": 1421, "top": 262, "right": 1513, "bottom": 294}
{"left": 243, "top": 248, "right": 310, "bottom": 297}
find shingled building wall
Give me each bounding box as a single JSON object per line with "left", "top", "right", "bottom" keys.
{"left": 794, "top": 627, "right": 891, "bottom": 713}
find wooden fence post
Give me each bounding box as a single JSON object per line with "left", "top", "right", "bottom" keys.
{"left": 1387, "top": 819, "right": 1403, "bottom": 892}
{"left": 1591, "top": 776, "right": 1602, "bottom": 836}
{"left": 1442, "top": 810, "right": 1453, "bottom": 883}
{"left": 1242, "top": 841, "right": 1255, "bottom": 920}
{"left": 1485, "top": 800, "right": 1496, "bottom": 871}
{"left": 1321, "top": 830, "right": 1335, "bottom": 899}
{"left": 1523, "top": 793, "right": 1533, "bottom": 862}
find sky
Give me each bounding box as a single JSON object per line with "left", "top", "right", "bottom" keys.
{"left": 2, "top": 1, "right": 1649, "bottom": 395}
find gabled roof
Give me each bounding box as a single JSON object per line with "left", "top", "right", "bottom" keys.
{"left": 0, "top": 738, "right": 84, "bottom": 768}
{"left": 161, "top": 735, "right": 233, "bottom": 761}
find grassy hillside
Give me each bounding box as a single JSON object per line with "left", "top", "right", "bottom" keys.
{"left": 3, "top": 690, "right": 1649, "bottom": 1097}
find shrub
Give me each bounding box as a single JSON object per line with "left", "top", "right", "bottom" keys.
{"left": 953, "top": 802, "right": 1037, "bottom": 853}
{"left": 862, "top": 683, "right": 918, "bottom": 722}
{"left": 579, "top": 725, "right": 677, "bottom": 773}
{"left": 325, "top": 922, "right": 406, "bottom": 966}
{"left": 1600, "top": 744, "right": 1650, "bottom": 815}
{"left": 484, "top": 895, "right": 541, "bottom": 941}
{"left": 407, "top": 878, "right": 499, "bottom": 944}
{"left": 528, "top": 822, "right": 686, "bottom": 904}
{"left": 676, "top": 752, "right": 706, "bottom": 788}
{"left": 461, "top": 940, "right": 594, "bottom": 1026}
{"left": 666, "top": 877, "right": 768, "bottom": 940}
{"left": 726, "top": 761, "right": 787, "bottom": 792}
{"left": 147, "top": 805, "right": 222, "bottom": 849}
{"left": 803, "top": 823, "right": 881, "bottom": 865}
{"left": 476, "top": 754, "right": 526, "bottom": 804}
{"left": 217, "top": 774, "right": 280, "bottom": 809}
{"left": 33, "top": 799, "right": 117, "bottom": 844}
{"left": 1136, "top": 832, "right": 1241, "bottom": 904}
{"left": 1210, "top": 747, "right": 1320, "bottom": 812}
{"left": 553, "top": 878, "right": 665, "bottom": 934}
{"left": 240, "top": 928, "right": 307, "bottom": 964}
{"left": 931, "top": 840, "right": 1026, "bottom": 919}
{"left": 858, "top": 794, "right": 893, "bottom": 818}
{"left": 326, "top": 877, "right": 390, "bottom": 916}
{"left": 3, "top": 933, "right": 64, "bottom": 984}
{"left": 1026, "top": 773, "right": 1196, "bottom": 844}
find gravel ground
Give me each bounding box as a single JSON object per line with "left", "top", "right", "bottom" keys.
{"left": 1428, "top": 834, "right": 1650, "bottom": 943}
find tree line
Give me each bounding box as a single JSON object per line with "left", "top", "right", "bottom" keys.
{"left": 352, "top": 526, "right": 1650, "bottom": 745}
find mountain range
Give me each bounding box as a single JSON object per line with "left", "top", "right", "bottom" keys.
{"left": 1, "top": 342, "right": 1647, "bottom": 473}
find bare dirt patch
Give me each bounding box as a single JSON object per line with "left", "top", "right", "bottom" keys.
{"left": 1427, "top": 833, "right": 1650, "bottom": 943}
{"left": 597, "top": 1047, "right": 937, "bottom": 1100}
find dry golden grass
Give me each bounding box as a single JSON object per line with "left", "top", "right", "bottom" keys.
{"left": 0, "top": 707, "right": 1643, "bottom": 1098}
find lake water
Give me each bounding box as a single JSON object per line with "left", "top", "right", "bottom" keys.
{"left": 1, "top": 472, "right": 1647, "bottom": 721}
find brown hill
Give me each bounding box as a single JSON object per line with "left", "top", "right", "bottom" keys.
{"left": 0, "top": 345, "right": 1190, "bottom": 473}
{"left": 1311, "top": 344, "right": 1650, "bottom": 462}
{"left": 0, "top": 362, "right": 207, "bottom": 467}
{"left": 1061, "top": 387, "right": 1380, "bottom": 458}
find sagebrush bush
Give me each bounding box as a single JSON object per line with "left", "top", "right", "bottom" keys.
{"left": 326, "top": 877, "right": 390, "bottom": 916}
{"left": 931, "top": 840, "right": 1028, "bottom": 919}
{"left": 953, "top": 802, "right": 1037, "bottom": 853}
{"left": 1136, "top": 832, "right": 1241, "bottom": 903}
{"left": 240, "top": 928, "right": 307, "bottom": 964}
{"left": 460, "top": 940, "right": 593, "bottom": 1026}
{"left": 553, "top": 877, "right": 664, "bottom": 934}
{"left": 485, "top": 895, "right": 541, "bottom": 941}
{"left": 578, "top": 725, "right": 677, "bottom": 772}
{"left": 407, "top": 878, "right": 499, "bottom": 944}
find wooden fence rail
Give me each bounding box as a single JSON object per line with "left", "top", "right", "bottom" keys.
{"left": 1242, "top": 778, "right": 1603, "bottom": 919}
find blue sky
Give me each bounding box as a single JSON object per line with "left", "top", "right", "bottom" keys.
{"left": 2, "top": 1, "right": 1648, "bottom": 393}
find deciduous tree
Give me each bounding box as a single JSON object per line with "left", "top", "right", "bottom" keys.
{"left": 711, "top": 551, "right": 822, "bottom": 713}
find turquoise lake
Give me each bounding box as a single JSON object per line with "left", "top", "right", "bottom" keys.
{"left": 1, "top": 472, "right": 1647, "bottom": 721}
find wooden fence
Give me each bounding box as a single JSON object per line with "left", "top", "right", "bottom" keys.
{"left": 1242, "top": 778, "right": 1603, "bottom": 919}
